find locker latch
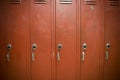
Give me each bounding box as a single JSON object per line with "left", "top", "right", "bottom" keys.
{"left": 82, "top": 43, "right": 87, "bottom": 61}
{"left": 32, "top": 43, "right": 37, "bottom": 62}
{"left": 105, "top": 43, "right": 110, "bottom": 60}
{"left": 57, "top": 44, "right": 63, "bottom": 61}
{"left": 6, "top": 44, "right": 12, "bottom": 62}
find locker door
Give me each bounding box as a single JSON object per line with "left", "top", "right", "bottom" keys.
{"left": 5, "top": 0, "right": 29, "bottom": 80}
{"left": 81, "top": 0, "right": 104, "bottom": 80}
{"left": 104, "top": 0, "right": 120, "bottom": 80}
{"left": 56, "top": 0, "right": 77, "bottom": 80}
{"left": 0, "top": 0, "right": 6, "bottom": 80}
{"left": 30, "top": 0, "right": 52, "bottom": 80}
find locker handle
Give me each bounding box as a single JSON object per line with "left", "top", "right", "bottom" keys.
{"left": 82, "top": 43, "right": 87, "bottom": 61}
{"left": 57, "top": 51, "right": 60, "bottom": 61}
{"left": 32, "top": 52, "right": 35, "bottom": 61}
{"left": 32, "top": 44, "right": 37, "bottom": 62}
{"left": 57, "top": 44, "right": 62, "bottom": 61}
{"left": 105, "top": 51, "right": 109, "bottom": 60}
{"left": 6, "top": 52, "right": 10, "bottom": 62}
{"left": 82, "top": 52, "right": 85, "bottom": 61}
{"left": 6, "top": 44, "right": 12, "bottom": 62}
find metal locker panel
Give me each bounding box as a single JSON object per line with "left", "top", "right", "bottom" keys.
{"left": 56, "top": 0, "right": 77, "bottom": 80}
{"left": 104, "top": 0, "right": 120, "bottom": 80}
{"left": 30, "top": 0, "right": 52, "bottom": 80}
{"left": 81, "top": 0, "right": 104, "bottom": 80}
{"left": 0, "top": 0, "right": 6, "bottom": 80}
{"left": 5, "top": 0, "right": 29, "bottom": 80}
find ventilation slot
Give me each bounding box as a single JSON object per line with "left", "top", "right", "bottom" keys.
{"left": 9, "top": 0, "right": 22, "bottom": 4}
{"left": 60, "top": 0, "right": 72, "bottom": 4}
{"left": 85, "top": 0, "right": 96, "bottom": 5}
{"left": 108, "top": 0, "right": 120, "bottom": 6}
{"left": 34, "top": 0, "right": 47, "bottom": 4}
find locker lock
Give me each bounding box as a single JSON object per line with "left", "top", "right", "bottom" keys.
{"left": 32, "top": 44, "right": 37, "bottom": 50}
{"left": 58, "top": 44, "right": 62, "bottom": 50}
{"left": 106, "top": 43, "right": 110, "bottom": 49}
{"left": 7, "top": 44, "right": 12, "bottom": 50}
{"left": 57, "top": 44, "right": 62, "bottom": 61}
{"left": 83, "top": 43, "right": 87, "bottom": 50}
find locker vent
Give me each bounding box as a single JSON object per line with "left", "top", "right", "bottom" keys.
{"left": 108, "top": 0, "right": 120, "bottom": 6}
{"left": 60, "top": 0, "right": 72, "bottom": 4}
{"left": 34, "top": 0, "right": 47, "bottom": 4}
{"left": 9, "top": 0, "right": 22, "bottom": 4}
{"left": 85, "top": 0, "right": 96, "bottom": 5}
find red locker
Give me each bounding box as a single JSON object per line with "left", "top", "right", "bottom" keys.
{"left": 0, "top": 0, "right": 6, "bottom": 80}
{"left": 81, "top": 0, "right": 104, "bottom": 80}
{"left": 104, "top": 0, "right": 120, "bottom": 80}
{"left": 30, "top": 0, "right": 52, "bottom": 80}
{"left": 5, "top": 0, "right": 30, "bottom": 80}
{"left": 56, "top": 0, "right": 78, "bottom": 80}
{"left": 0, "top": 0, "right": 120, "bottom": 80}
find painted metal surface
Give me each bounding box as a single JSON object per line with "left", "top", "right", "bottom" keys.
{"left": 104, "top": 0, "right": 120, "bottom": 80}
{"left": 5, "top": 0, "right": 30, "bottom": 80}
{"left": 30, "top": 0, "right": 52, "bottom": 80}
{"left": 81, "top": 0, "right": 104, "bottom": 80}
{"left": 56, "top": 0, "right": 77, "bottom": 80}
{"left": 0, "top": 0, "right": 6, "bottom": 80}
{"left": 0, "top": 0, "right": 119, "bottom": 80}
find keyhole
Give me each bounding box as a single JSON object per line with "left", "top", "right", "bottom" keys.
{"left": 32, "top": 44, "right": 37, "bottom": 50}
{"left": 58, "top": 44, "right": 62, "bottom": 50}
{"left": 83, "top": 43, "right": 87, "bottom": 50}
{"left": 7, "top": 44, "right": 12, "bottom": 50}
{"left": 106, "top": 43, "right": 110, "bottom": 49}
